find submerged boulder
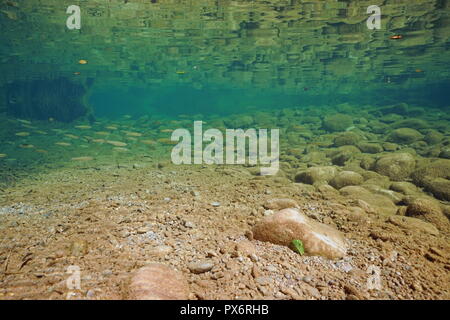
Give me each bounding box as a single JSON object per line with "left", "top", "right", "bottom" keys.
{"left": 322, "top": 114, "right": 353, "bottom": 132}
{"left": 333, "top": 132, "right": 362, "bottom": 147}
{"left": 373, "top": 153, "right": 416, "bottom": 181}
{"left": 295, "top": 166, "right": 337, "bottom": 185}
{"left": 406, "top": 198, "right": 450, "bottom": 231}
{"left": 357, "top": 142, "right": 383, "bottom": 154}
{"left": 253, "top": 208, "right": 347, "bottom": 259}
{"left": 388, "top": 128, "right": 423, "bottom": 144}
{"left": 424, "top": 130, "right": 444, "bottom": 145}
{"left": 412, "top": 159, "right": 450, "bottom": 201}
{"left": 340, "top": 186, "right": 398, "bottom": 215}
{"left": 329, "top": 171, "right": 364, "bottom": 189}
{"left": 388, "top": 215, "right": 439, "bottom": 236}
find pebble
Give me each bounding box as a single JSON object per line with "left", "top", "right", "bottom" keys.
{"left": 86, "top": 289, "right": 96, "bottom": 298}
{"left": 149, "top": 245, "right": 173, "bottom": 257}
{"left": 102, "top": 270, "right": 113, "bottom": 277}
{"left": 188, "top": 260, "right": 214, "bottom": 274}
{"left": 137, "top": 227, "right": 149, "bottom": 234}
{"left": 255, "top": 276, "right": 272, "bottom": 286}
{"left": 184, "top": 221, "right": 195, "bottom": 228}
{"left": 335, "top": 261, "right": 353, "bottom": 273}
{"left": 263, "top": 210, "right": 274, "bottom": 216}
{"left": 69, "top": 240, "right": 88, "bottom": 257}
{"left": 266, "top": 265, "right": 277, "bottom": 272}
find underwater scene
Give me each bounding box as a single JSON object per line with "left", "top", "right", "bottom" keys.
{"left": 0, "top": 0, "right": 449, "bottom": 301}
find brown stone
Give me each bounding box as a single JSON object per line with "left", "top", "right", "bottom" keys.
{"left": 128, "top": 264, "right": 189, "bottom": 300}
{"left": 253, "top": 208, "right": 347, "bottom": 259}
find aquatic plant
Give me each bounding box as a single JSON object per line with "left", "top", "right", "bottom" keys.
{"left": 291, "top": 239, "right": 305, "bottom": 256}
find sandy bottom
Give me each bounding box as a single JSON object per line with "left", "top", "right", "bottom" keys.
{"left": 0, "top": 158, "right": 448, "bottom": 300}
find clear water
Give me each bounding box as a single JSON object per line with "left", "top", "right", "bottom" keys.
{"left": 1, "top": 0, "right": 449, "bottom": 183}
{"left": 0, "top": 0, "right": 450, "bottom": 301}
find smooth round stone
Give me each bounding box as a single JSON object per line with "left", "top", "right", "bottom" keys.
{"left": 188, "top": 260, "right": 214, "bottom": 274}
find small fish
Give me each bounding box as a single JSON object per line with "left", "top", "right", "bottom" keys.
{"left": 92, "top": 139, "right": 106, "bottom": 143}
{"left": 73, "top": 72, "right": 81, "bottom": 75}
{"left": 1, "top": 10, "right": 18, "bottom": 20}
{"left": 390, "top": 35, "right": 403, "bottom": 40}
{"left": 78, "top": 59, "right": 88, "bottom": 64}
{"left": 35, "top": 130, "right": 47, "bottom": 135}
{"left": 75, "top": 125, "right": 92, "bottom": 130}
{"left": 55, "top": 142, "right": 71, "bottom": 146}
{"left": 17, "top": 119, "right": 31, "bottom": 125}
{"left": 160, "top": 129, "right": 173, "bottom": 133}
{"left": 21, "top": 124, "right": 36, "bottom": 129}
{"left": 125, "top": 131, "right": 142, "bottom": 137}
{"left": 157, "top": 138, "right": 178, "bottom": 145}
{"left": 415, "top": 69, "right": 423, "bottom": 73}
{"left": 65, "top": 134, "right": 79, "bottom": 139}
{"left": 0, "top": 153, "right": 7, "bottom": 158}
{"left": 176, "top": 71, "right": 186, "bottom": 74}
{"left": 113, "top": 147, "right": 129, "bottom": 152}
{"left": 35, "top": 149, "right": 48, "bottom": 154}
{"left": 141, "top": 139, "right": 156, "bottom": 145}
{"left": 71, "top": 156, "right": 94, "bottom": 161}
{"left": 19, "top": 144, "right": 34, "bottom": 149}
{"left": 106, "top": 140, "right": 127, "bottom": 147}
{"left": 95, "top": 131, "right": 110, "bottom": 136}
{"left": 105, "top": 126, "right": 118, "bottom": 130}
{"left": 15, "top": 132, "right": 30, "bottom": 137}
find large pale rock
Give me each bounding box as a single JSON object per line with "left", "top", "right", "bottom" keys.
{"left": 253, "top": 208, "right": 347, "bottom": 259}
{"left": 128, "top": 264, "right": 190, "bottom": 300}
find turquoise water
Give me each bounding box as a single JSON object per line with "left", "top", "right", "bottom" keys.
{"left": 0, "top": 1, "right": 449, "bottom": 182}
